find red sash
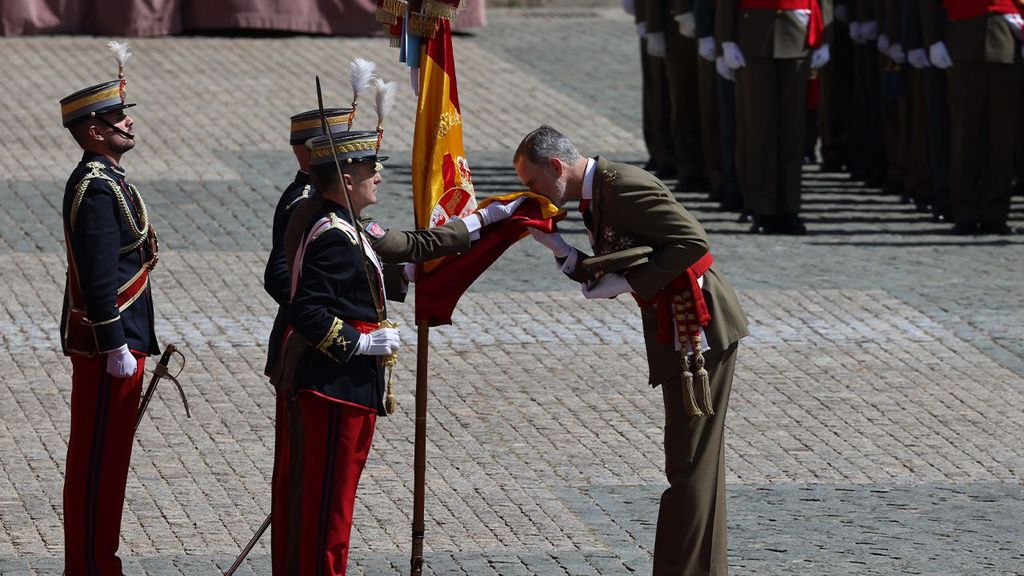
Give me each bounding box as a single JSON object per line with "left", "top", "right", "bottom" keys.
{"left": 739, "top": 0, "right": 825, "bottom": 47}
{"left": 633, "top": 251, "right": 715, "bottom": 344}
{"left": 942, "top": 0, "right": 1021, "bottom": 21}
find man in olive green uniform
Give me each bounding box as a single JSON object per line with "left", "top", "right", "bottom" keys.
{"left": 515, "top": 126, "right": 748, "bottom": 575}
{"left": 635, "top": 0, "right": 678, "bottom": 176}
{"left": 922, "top": 0, "right": 1022, "bottom": 235}
{"left": 716, "top": 0, "right": 834, "bottom": 234}
{"left": 848, "top": 0, "right": 886, "bottom": 186}
{"left": 651, "top": 0, "right": 710, "bottom": 190}
{"left": 818, "top": 0, "right": 853, "bottom": 173}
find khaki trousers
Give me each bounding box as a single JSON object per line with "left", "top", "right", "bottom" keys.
{"left": 735, "top": 57, "right": 809, "bottom": 216}
{"left": 947, "top": 62, "right": 1022, "bottom": 224}
{"left": 654, "top": 342, "right": 738, "bottom": 576}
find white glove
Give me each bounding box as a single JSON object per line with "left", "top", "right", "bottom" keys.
{"left": 877, "top": 33, "right": 890, "bottom": 53}
{"left": 929, "top": 41, "right": 953, "bottom": 69}
{"left": 907, "top": 48, "right": 929, "bottom": 69}
{"left": 698, "top": 37, "right": 716, "bottom": 62}
{"left": 646, "top": 31, "right": 667, "bottom": 57}
{"left": 528, "top": 228, "right": 573, "bottom": 258}
{"left": 715, "top": 55, "right": 735, "bottom": 81}
{"left": 811, "top": 44, "right": 831, "bottom": 70}
{"left": 106, "top": 343, "right": 138, "bottom": 379}
{"left": 888, "top": 43, "right": 906, "bottom": 64}
{"left": 474, "top": 196, "right": 525, "bottom": 227}
{"left": 722, "top": 41, "right": 746, "bottom": 69}
{"left": 354, "top": 327, "right": 401, "bottom": 356}
{"left": 636, "top": 21, "right": 647, "bottom": 37}
{"left": 860, "top": 20, "right": 879, "bottom": 41}
{"left": 675, "top": 11, "right": 696, "bottom": 38}
{"left": 849, "top": 21, "right": 864, "bottom": 44}
{"left": 834, "top": 4, "right": 848, "bottom": 23}
{"left": 622, "top": 0, "right": 635, "bottom": 15}
{"left": 581, "top": 273, "right": 633, "bottom": 299}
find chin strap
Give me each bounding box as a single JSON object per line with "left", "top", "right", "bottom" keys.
{"left": 95, "top": 116, "right": 134, "bottom": 140}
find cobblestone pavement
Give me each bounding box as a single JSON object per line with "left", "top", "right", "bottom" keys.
{"left": 2, "top": 7, "right": 1024, "bottom": 576}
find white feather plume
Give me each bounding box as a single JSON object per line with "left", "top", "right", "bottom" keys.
{"left": 349, "top": 58, "right": 377, "bottom": 103}
{"left": 373, "top": 77, "right": 398, "bottom": 127}
{"left": 107, "top": 40, "right": 132, "bottom": 76}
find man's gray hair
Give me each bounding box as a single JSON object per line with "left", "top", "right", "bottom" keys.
{"left": 515, "top": 125, "right": 581, "bottom": 165}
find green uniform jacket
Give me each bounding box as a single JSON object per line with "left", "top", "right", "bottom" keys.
{"left": 716, "top": 0, "right": 834, "bottom": 59}
{"left": 587, "top": 158, "right": 749, "bottom": 385}
{"left": 920, "top": 1, "right": 1022, "bottom": 64}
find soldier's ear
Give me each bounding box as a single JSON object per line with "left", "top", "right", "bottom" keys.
{"left": 86, "top": 122, "right": 105, "bottom": 143}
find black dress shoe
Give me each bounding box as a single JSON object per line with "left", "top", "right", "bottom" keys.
{"left": 737, "top": 209, "right": 754, "bottom": 223}
{"left": 749, "top": 215, "right": 777, "bottom": 234}
{"left": 979, "top": 222, "right": 1014, "bottom": 235}
{"left": 950, "top": 221, "right": 978, "bottom": 235}
{"left": 777, "top": 214, "right": 808, "bottom": 235}
{"left": 914, "top": 200, "right": 932, "bottom": 213}
{"left": 932, "top": 207, "right": 951, "bottom": 223}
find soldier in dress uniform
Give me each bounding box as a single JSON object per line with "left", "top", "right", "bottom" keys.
{"left": 635, "top": 0, "right": 679, "bottom": 177}
{"left": 517, "top": 126, "right": 748, "bottom": 575}
{"left": 58, "top": 42, "right": 161, "bottom": 576}
{"left": 922, "top": 0, "right": 1023, "bottom": 235}
{"left": 269, "top": 128, "right": 520, "bottom": 576}
{"left": 263, "top": 106, "right": 351, "bottom": 576}
{"left": 818, "top": 0, "right": 853, "bottom": 173}
{"left": 716, "top": 0, "right": 834, "bottom": 234}
{"left": 651, "top": 0, "right": 710, "bottom": 190}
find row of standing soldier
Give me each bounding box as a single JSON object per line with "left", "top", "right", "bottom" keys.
{"left": 633, "top": 0, "right": 1024, "bottom": 235}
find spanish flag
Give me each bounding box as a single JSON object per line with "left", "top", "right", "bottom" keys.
{"left": 411, "top": 19, "right": 563, "bottom": 326}
{"left": 411, "top": 18, "right": 474, "bottom": 231}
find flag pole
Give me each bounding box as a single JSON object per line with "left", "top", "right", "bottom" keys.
{"left": 410, "top": 320, "right": 429, "bottom": 575}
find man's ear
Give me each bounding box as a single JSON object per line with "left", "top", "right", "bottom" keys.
{"left": 87, "top": 122, "right": 104, "bottom": 143}
{"left": 342, "top": 172, "right": 353, "bottom": 188}
{"left": 549, "top": 157, "right": 564, "bottom": 177}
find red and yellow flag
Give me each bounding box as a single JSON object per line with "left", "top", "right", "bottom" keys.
{"left": 411, "top": 18, "right": 476, "bottom": 232}
{"left": 411, "top": 18, "right": 565, "bottom": 326}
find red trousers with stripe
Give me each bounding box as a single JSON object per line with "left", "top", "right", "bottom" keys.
{"left": 64, "top": 353, "right": 145, "bottom": 576}
{"left": 273, "top": 391, "right": 376, "bottom": 576}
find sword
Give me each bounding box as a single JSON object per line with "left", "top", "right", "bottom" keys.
{"left": 223, "top": 513, "right": 271, "bottom": 576}
{"left": 134, "top": 344, "right": 190, "bottom": 434}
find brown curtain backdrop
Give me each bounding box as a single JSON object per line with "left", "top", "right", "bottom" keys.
{"left": 1, "top": 0, "right": 485, "bottom": 36}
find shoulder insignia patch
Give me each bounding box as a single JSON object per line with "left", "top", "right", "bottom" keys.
{"left": 364, "top": 221, "right": 387, "bottom": 240}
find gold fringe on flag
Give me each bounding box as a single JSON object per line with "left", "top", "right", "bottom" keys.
{"left": 407, "top": 11, "right": 439, "bottom": 38}
{"left": 376, "top": 7, "right": 398, "bottom": 25}
{"left": 422, "top": 0, "right": 464, "bottom": 21}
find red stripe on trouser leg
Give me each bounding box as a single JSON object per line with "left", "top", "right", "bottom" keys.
{"left": 271, "top": 392, "right": 293, "bottom": 576}
{"left": 287, "top": 392, "right": 376, "bottom": 576}
{"left": 64, "top": 354, "right": 145, "bottom": 576}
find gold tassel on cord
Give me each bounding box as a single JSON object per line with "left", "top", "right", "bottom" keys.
{"left": 691, "top": 333, "right": 714, "bottom": 416}
{"left": 674, "top": 295, "right": 704, "bottom": 417}
{"left": 380, "top": 319, "right": 399, "bottom": 414}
